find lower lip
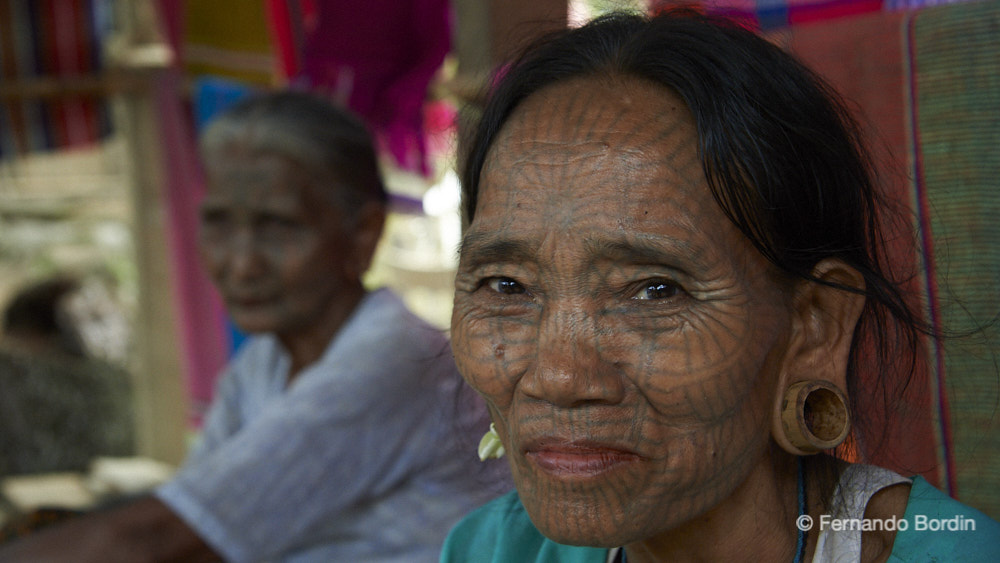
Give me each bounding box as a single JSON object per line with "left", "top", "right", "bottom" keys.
{"left": 527, "top": 448, "right": 639, "bottom": 477}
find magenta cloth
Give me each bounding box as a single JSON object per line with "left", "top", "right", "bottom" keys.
{"left": 153, "top": 0, "right": 230, "bottom": 423}
{"left": 650, "top": 0, "right": 983, "bottom": 29}
{"left": 297, "top": 0, "right": 453, "bottom": 175}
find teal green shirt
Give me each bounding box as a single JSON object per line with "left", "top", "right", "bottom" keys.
{"left": 442, "top": 477, "right": 1000, "bottom": 562}
{"left": 891, "top": 477, "right": 1000, "bottom": 561}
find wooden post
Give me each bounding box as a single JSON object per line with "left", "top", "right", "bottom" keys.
{"left": 112, "top": 1, "right": 189, "bottom": 466}
{"left": 114, "top": 84, "right": 188, "bottom": 466}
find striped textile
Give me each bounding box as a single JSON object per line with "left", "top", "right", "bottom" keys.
{"left": 777, "top": 0, "right": 1000, "bottom": 519}
{"left": 906, "top": 0, "right": 1000, "bottom": 520}
{"left": 0, "top": 0, "right": 111, "bottom": 159}
{"left": 651, "top": 0, "right": 986, "bottom": 28}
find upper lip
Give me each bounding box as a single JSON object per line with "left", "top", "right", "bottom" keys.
{"left": 521, "top": 436, "right": 642, "bottom": 477}
{"left": 522, "top": 436, "right": 641, "bottom": 457}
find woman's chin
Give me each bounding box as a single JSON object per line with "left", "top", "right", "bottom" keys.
{"left": 532, "top": 513, "right": 634, "bottom": 549}
{"left": 226, "top": 310, "right": 278, "bottom": 335}
{"left": 519, "top": 488, "right": 636, "bottom": 548}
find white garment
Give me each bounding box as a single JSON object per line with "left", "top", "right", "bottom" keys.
{"left": 811, "top": 463, "right": 912, "bottom": 563}
{"left": 157, "top": 289, "right": 510, "bottom": 563}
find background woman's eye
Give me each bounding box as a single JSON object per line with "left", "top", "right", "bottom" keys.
{"left": 199, "top": 210, "right": 231, "bottom": 239}
{"left": 635, "top": 281, "right": 680, "bottom": 300}
{"left": 487, "top": 277, "right": 526, "bottom": 295}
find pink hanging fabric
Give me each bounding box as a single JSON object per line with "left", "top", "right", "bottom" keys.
{"left": 153, "top": 0, "right": 230, "bottom": 424}
{"left": 296, "top": 0, "right": 453, "bottom": 176}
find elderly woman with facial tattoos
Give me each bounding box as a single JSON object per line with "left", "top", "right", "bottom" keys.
{"left": 442, "top": 10, "right": 1000, "bottom": 563}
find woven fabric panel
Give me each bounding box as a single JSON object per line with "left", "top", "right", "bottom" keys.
{"left": 910, "top": 0, "right": 1000, "bottom": 518}
{"left": 780, "top": 8, "right": 941, "bottom": 488}
{"left": 775, "top": 1, "right": 1000, "bottom": 520}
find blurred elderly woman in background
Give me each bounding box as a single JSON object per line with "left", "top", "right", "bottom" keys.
{"left": 0, "top": 91, "right": 508, "bottom": 563}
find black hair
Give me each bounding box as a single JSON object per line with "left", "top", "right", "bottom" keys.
{"left": 461, "top": 10, "right": 931, "bottom": 490}
{"left": 2, "top": 277, "right": 86, "bottom": 358}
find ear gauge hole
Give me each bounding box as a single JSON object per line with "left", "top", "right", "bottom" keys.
{"left": 781, "top": 380, "right": 850, "bottom": 454}
{"left": 803, "top": 386, "right": 849, "bottom": 443}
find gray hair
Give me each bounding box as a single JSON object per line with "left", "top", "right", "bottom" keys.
{"left": 200, "top": 91, "right": 387, "bottom": 215}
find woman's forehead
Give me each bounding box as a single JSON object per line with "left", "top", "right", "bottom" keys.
{"left": 477, "top": 76, "right": 708, "bottom": 220}
{"left": 483, "top": 77, "right": 698, "bottom": 185}
{"left": 464, "top": 75, "right": 755, "bottom": 273}
{"left": 497, "top": 75, "right": 692, "bottom": 143}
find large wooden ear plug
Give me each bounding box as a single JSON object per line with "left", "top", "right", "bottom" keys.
{"left": 780, "top": 380, "right": 850, "bottom": 455}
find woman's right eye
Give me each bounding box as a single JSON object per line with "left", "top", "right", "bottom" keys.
{"left": 199, "top": 209, "right": 230, "bottom": 234}
{"left": 485, "top": 277, "right": 526, "bottom": 295}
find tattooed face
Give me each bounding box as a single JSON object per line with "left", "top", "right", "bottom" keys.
{"left": 198, "top": 150, "right": 358, "bottom": 338}
{"left": 452, "top": 76, "right": 797, "bottom": 547}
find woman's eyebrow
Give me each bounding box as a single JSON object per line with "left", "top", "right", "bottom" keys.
{"left": 457, "top": 231, "right": 704, "bottom": 270}
{"left": 584, "top": 235, "right": 698, "bottom": 266}
{"left": 458, "top": 231, "right": 537, "bottom": 268}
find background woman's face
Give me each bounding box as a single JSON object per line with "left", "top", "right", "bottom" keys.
{"left": 452, "top": 76, "right": 797, "bottom": 546}
{"left": 198, "top": 151, "right": 356, "bottom": 338}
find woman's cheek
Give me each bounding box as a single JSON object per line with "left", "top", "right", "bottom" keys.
{"left": 451, "top": 316, "right": 525, "bottom": 410}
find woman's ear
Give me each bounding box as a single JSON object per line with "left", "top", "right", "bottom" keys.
{"left": 348, "top": 201, "right": 387, "bottom": 280}
{"left": 771, "top": 258, "right": 866, "bottom": 455}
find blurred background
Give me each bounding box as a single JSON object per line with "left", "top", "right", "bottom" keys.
{"left": 0, "top": 0, "right": 997, "bottom": 523}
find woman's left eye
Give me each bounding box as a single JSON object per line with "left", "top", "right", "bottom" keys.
{"left": 486, "top": 277, "right": 526, "bottom": 295}
{"left": 633, "top": 281, "right": 681, "bottom": 300}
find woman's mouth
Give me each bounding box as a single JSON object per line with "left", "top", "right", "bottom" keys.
{"left": 227, "top": 294, "right": 271, "bottom": 308}
{"left": 524, "top": 440, "right": 641, "bottom": 478}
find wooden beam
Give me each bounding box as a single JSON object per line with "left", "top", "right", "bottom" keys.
{"left": 0, "top": 71, "right": 156, "bottom": 100}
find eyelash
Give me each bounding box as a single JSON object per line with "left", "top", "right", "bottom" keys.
{"left": 484, "top": 277, "right": 527, "bottom": 295}
{"left": 479, "top": 276, "right": 686, "bottom": 302}
{"left": 632, "top": 279, "right": 684, "bottom": 301}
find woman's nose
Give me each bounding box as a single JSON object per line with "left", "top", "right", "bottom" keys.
{"left": 225, "top": 228, "right": 266, "bottom": 279}
{"left": 519, "top": 302, "right": 626, "bottom": 407}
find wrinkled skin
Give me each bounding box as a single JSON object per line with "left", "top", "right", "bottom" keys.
{"left": 199, "top": 149, "right": 369, "bottom": 375}
{"left": 451, "top": 76, "right": 801, "bottom": 555}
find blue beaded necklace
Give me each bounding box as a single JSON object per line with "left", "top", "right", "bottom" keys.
{"left": 794, "top": 456, "right": 807, "bottom": 563}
